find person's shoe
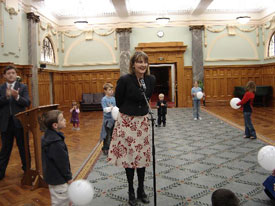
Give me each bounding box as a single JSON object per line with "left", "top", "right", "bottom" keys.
{"left": 129, "top": 191, "right": 137, "bottom": 206}
{"left": 0, "top": 173, "right": 5, "bottom": 180}
{"left": 250, "top": 136, "right": 257, "bottom": 140}
{"left": 72, "top": 127, "right": 76, "bottom": 130}
{"left": 103, "top": 150, "right": 108, "bottom": 155}
{"left": 194, "top": 118, "right": 197, "bottom": 120}
{"left": 76, "top": 127, "right": 80, "bottom": 131}
{"left": 137, "top": 189, "right": 150, "bottom": 204}
{"left": 198, "top": 117, "right": 202, "bottom": 120}
{"left": 163, "top": 124, "right": 166, "bottom": 127}
{"left": 243, "top": 135, "right": 250, "bottom": 138}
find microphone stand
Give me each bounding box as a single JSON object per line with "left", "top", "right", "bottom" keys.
{"left": 141, "top": 89, "right": 157, "bottom": 206}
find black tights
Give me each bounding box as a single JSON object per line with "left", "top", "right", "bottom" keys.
{"left": 125, "top": 167, "right": 145, "bottom": 193}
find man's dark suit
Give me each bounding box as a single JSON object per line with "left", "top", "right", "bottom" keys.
{"left": 0, "top": 81, "right": 31, "bottom": 179}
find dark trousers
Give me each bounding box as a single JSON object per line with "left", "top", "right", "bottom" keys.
{"left": 244, "top": 112, "right": 257, "bottom": 138}
{"left": 157, "top": 114, "right": 166, "bottom": 126}
{"left": 102, "top": 125, "right": 113, "bottom": 151}
{"left": 0, "top": 118, "right": 30, "bottom": 177}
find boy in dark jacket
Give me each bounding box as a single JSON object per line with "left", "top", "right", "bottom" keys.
{"left": 41, "top": 110, "right": 72, "bottom": 206}
{"left": 156, "top": 93, "right": 167, "bottom": 127}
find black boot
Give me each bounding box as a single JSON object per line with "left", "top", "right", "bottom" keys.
{"left": 129, "top": 190, "right": 138, "bottom": 206}
{"left": 137, "top": 188, "right": 150, "bottom": 204}
{"left": 125, "top": 168, "right": 137, "bottom": 206}
{"left": 137, "top": 167, "right": 150, "bottom": 204}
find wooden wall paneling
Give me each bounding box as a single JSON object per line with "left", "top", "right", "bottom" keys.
{"left": 182, "top": 67, "right": 193, "bottom": 107}
{"left": 262, "top": 64, "right": 275, "bottom": 105}
{"left": 82, "top": 73, "right": 92, "bottom": 93}
{"left": 64, "top": 76, "right": 72, "bottom": 105}
{"left": 98, "top": 72, "right": 106, "bottom": 92}
{"left": 226, "top": 69, "right": 234, "bottom": 99}
{"left": 51, "top": 69, "right": 120, "bottom": 108}
{"left": 168, "top": 67, "right": 172, "bottom": 100}
{"left": 38, "top": 71, "right": 51, "bottom": 106}
{"left": 53, "top": 73, "right": 65, "bottom": 108}
{"left": 219, "top": 69, "right": 227, "bottom": 99}
{"left": 204, "top": 64, "right": 275, "bottom": 106}
{"left": 75, "top": 74, "right": 84, "bottom": 103}
{"left": 176, "top": 52, "right": 185, "bottom": 107}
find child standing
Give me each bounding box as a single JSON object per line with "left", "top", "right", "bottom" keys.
{"left": 156, "top": 93, "right": 167, "bottom": 127}
{"left": 100, "top": 83, "right": 116, "bottom": 155}
{"left": 70, "top": 101, "right": 80, "bottom": 130}
{"left": 191, "top": 81, "right": 203, "bottom": 120}
{"left": 41, "top": 110, "right": 72, "bottom": 206}
{"left": 236, "top": 81, "right": 257, "bottom": 139}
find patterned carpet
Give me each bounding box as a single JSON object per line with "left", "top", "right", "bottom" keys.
{"left": 86, "top": 108, "right": 274, "bottom": 206}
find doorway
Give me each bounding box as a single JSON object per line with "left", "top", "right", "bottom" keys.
{"left": 149, "top": 64, "right": 176, "bottom": 104}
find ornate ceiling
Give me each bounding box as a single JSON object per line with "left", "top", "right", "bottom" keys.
{"left": 26, "top": 0, "right": 275, "bottom": 26}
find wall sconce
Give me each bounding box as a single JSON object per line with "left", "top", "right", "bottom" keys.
{"left": 39, "top": 63, "right": 46, "bottom": 72}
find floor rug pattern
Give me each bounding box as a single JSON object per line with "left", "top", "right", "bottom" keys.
{"left": 86, "top": 108, "right": 273, "bottom": 206}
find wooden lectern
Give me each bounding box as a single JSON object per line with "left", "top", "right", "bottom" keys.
{"left": 15, "top": 104, "right": 59, "bottom": 190}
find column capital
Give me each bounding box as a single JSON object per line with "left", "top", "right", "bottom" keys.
{"left": 26, "top": 12, "right": 40, "bottom": 23}
{"left": 116, "top": 28, "right": 132, "bottom": 33}
{"left": 189, "top": 25, "right": 205, "bottom": 31}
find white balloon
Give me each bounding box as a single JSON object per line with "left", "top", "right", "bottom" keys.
{"left": 258, "top": 146, "right": 275, "bottom": 171}
{"left": 230, "top": 98, "right": 241, "bottom": 109}
{"left": 196, "top": 91, "right": 203, "bottom": 99}
{"left": 68, "top": 179, "right": 94, "bottom": 205}
{"left": 111, "top": 106, "right": 119, "bottom": 120}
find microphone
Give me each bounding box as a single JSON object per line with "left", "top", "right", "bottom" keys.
{"left": 139, "top": 78, "right": 146, "bottom": 92}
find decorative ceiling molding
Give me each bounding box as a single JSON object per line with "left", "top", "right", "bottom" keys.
{"left": 19, "top": 1, "right": 275, "bottom": 31}
{"left": 5, "top": 0, "right": 19, "bottom": 18}
{"left": 27, "top": 0, "right": 275, "bottom": 25}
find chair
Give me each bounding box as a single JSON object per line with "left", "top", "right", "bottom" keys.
{"left": 80, "top": 93, "right": 104, "bottom": 111}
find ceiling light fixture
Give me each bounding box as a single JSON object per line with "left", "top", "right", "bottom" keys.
{"left": 74, "top": 20, "right": 88, "bottom": 29}
{"left": 156, "top": 17, "right": 170, "bottom": 26}
{"left": 236, "top": 16, "right": 251, "bottom": 24}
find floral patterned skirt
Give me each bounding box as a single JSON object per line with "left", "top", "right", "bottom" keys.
{"left": 107, "top": 112, "right": 151, "bottom": 168}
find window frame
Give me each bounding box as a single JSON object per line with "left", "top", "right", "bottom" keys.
{"left": 41, "top": 37, "right": 55, "bottom": 64}
{"left": 268, "top": 31, "right": 275, "bottom": 57}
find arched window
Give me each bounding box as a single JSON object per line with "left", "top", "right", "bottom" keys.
{"left": 41, "top": 37, "right": 55, "bottom": 63}
{"left": 268, "top": 31, "right": 275, "bottom": 57}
